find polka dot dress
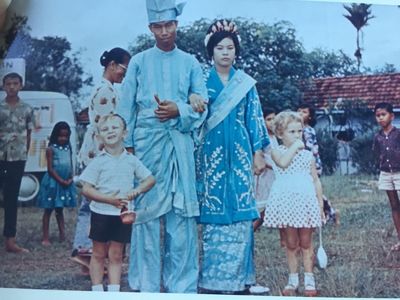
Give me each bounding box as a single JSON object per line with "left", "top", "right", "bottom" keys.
{"left": 263, "top": 146, "right": 321, "bottom": 228}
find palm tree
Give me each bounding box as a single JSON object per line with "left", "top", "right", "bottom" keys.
{"left": 343, "top": 3, "right": 375, "bottom": 71}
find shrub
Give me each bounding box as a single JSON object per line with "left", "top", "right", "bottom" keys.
{"left": 349, "top": 128, "right": 379, "bottom": 175}
{"left": 317, "top": 128, "right": 338, "bottom": 175}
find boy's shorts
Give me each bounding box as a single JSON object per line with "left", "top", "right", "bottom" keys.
{"left": 378, "top": 171, "right": 400, "bottom": 191}
{"left": 89, "top": 211, "right": 132, "bottom": 243}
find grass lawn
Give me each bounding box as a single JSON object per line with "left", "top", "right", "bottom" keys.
{"left": 0, "top": 174, "right": 399, "bottom": 297}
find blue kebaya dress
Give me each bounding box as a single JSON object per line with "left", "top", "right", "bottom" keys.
{"left": 196, "top": 67, "right": 269, "bottom": 292}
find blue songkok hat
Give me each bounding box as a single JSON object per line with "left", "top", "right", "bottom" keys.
{"left": 146, "top": 0, "right": 186, "bottom": 24}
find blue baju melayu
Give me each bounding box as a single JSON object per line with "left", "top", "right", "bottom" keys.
{"left": 196, "top": 67, "right": 269, "bottom": 292}
{"left": 118, "top": 45, "right": 207, "bottom": 293}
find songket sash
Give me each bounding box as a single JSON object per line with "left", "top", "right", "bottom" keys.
{"left": 200, "top": 70, "right": 256, "bottom": 139}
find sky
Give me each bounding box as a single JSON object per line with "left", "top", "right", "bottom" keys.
{"left": 5, "top": 0, "right": 400, "bottom": 86}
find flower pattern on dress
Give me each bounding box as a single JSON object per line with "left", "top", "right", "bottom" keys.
{"left": 203, "top": 146, "right": 225, "bottom": 211}
{"left": 78, "top": 78, "right": 118, "bottom": 167}
{"left": 200, "top": 221, "right": 255, "bottom": 291}
{"left": 197, "top": 67, "right": 269, "bottom": 224}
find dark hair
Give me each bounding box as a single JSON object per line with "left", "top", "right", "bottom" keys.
{"left": 263, "top": 107, "right": 276, "bottom": 118}
{"left": 100, "top": 47, "right": 131, "bottom": 68}
{"left": 206, "top": 20, "right": 240, "bottom": 59}
{"left": 49, "top": 121, "right": 71, "bottom": 146}
{"left": 374, "top": 102, "right": 393, "bottom": 114}
{"left": 297, "top": 102, "right": 317, "bottom": 127}
{"left": 3, "top": 72, "right": 23, "bottom": 85}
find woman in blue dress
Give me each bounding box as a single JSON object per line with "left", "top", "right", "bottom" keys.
{"left": 37, "top": 121, "right": 76, "bottom": 246}
{"left": 194, "top": 19, "right": 269, "bottom": 294}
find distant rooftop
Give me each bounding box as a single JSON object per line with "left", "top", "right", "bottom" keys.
{"left": 301, "top": 73, "right": 400, "bottom": 109}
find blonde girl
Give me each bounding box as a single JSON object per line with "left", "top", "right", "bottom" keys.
{"left": 263, "top": 111, "right": 324, "bottom": 296}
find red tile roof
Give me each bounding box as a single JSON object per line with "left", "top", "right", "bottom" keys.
{"left": 301, "top": 73, "right": 400, "bottom": 109}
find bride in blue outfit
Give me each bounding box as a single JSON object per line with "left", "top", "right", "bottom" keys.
{"left": 192, "top": 19, "right": 269, "bottom": 294}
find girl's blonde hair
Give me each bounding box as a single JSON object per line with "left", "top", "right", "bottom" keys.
{"left": 273, "top": 111, "right": 303, "bottom": 137}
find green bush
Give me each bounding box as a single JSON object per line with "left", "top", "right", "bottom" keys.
{"left": 317, "top": 128, "right": 338, "bottom": 175}
{"left": 349, "top": 128, "right": 379, "bottom": 175}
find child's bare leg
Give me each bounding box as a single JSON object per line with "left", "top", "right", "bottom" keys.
{"left": 285, "top": 227, "right": 299, "bottom": 273}
{"left": 90, "top": 241, "right": 108, "bottom": 286}
{"left": 283, "top": 227, "right": 300, "bottom": 295}
{"left": 299, "top": 228, "right": 317, "bottom": 296}
{"left": 55, "top": 207, "right": 65, "bottom": 242}
{"left": 386, "top": 191, "right": 400, "bottom": 240}
{"left": 107, "top": 241, "right": 124, "bottom": 286}
{"left": 42, "top": 209, "right": 53, "bottom": 246}
{"left": 298, "top": 228, "right": 314, "bottom": 273}
{"left": 279, "top": 228, "right": 287, "bottom": 248}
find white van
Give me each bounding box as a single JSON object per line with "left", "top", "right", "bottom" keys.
{"left": 0, "top": 91, "right": 77, "bottom": 202}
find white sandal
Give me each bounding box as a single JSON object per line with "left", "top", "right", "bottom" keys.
{"left": 282, "top": 283, "right": 298, "bottom": 296}
{"left": 304, "top": 273, "right": 317, "bottom": 297}
{"left": 249, "top": 284, "right": 270, "bottom": 294}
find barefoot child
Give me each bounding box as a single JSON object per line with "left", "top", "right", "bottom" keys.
{"left": 37, "top": 121, "right": 77, "bottom": 245}
{"left": 0, "top": 72, "right": 34, "bottom": 253}
{"left": 263, "top": 111, "right": 324, "bottom": 296}
{"left": 372, "top": 102, "right": 400, "bottom": 252}
{"left": 80, "top": 114, "right": 155, "bottom": 292}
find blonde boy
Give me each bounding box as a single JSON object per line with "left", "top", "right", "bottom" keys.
{"left": 80, "top": 114, "right": 155, "bottom": 292}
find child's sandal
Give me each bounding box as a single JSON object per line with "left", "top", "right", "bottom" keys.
{"left": 282, "top": 284, "right": 298, "bottom": 296}
{"left": 304, "top": 286, "right": 318, "bottom": 297}
{"left": 304, "top": 273, "right": 317, "bottom": 297}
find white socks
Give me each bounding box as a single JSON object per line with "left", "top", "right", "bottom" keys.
{"left": 107, "top": 284, "right": 120, "bottom": 292}
{"left": 288, "top": 273, "right": 299, "bottom": 288}
{"left": 304, "top": 272, "right": 316, "bottom": 290}
{"left": 91, "top": 284, "right": 120, "bottom": 292}
{"left": 91, "top": 284, "right": 104, "bottom": 291}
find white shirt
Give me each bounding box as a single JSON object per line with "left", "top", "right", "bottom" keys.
{"left": 79, "top": 149, "right": 152, "bottom": 216}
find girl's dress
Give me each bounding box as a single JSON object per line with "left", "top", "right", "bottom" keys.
{"left": 37, "top": 144, "right": 76, "bottom": 209}
{"left": 263, "top": 146, "right": 321, "bottom": 228}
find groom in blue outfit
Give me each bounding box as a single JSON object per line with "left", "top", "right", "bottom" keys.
{"left": 118, "top": 0, "right": 208, "bottom": 293}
